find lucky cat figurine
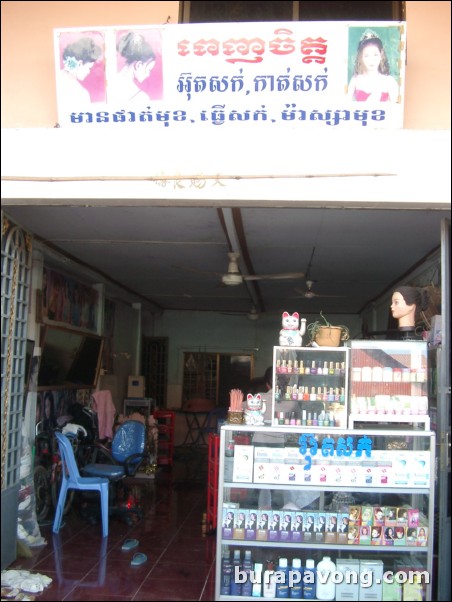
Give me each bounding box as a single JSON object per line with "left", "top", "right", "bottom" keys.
{"left": 244, "top": 393, "right": 266, "bottom": 426}
{"left": 279, "top": 311, "right": 307, "bottom": 347}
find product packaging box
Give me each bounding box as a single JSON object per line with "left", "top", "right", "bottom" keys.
{"left": 233, "top": 509, "right": 246, "bottom": 539}
{"left": 314, "top": 512, "right": 326, "bottom": 543}
{"left": 393, "top": 526, "right": 406, "bottom": 545}
{"left": 291, "top": 512, "right": 304, "bottom": 542}
{"left": 382, "top": 580, "right": 402, "bottom": 601}
{"left": 359, "top": 559, "right": 384, "bottom": 601}
{"left": 373, "top": 506, "right": 385, "bottom": 525}
{"left": 337, "top": 512, "right": 349, "bottom": 544}
{"left": 127, "top": 375, "right": 145, "bottom": 398}
{"left": 221, "top": 506, "right": 235, "bottom": 539}
{"left": 268, "top": 510, "right": 282, "bottom": 541}
{"left": 232, "top": 445, "right": 254, "bottom": 483}
{"left": 359, "top": 525, "right": 371, "bottom": 545}
{"left": 385, "top": 506, "right": 397, "bottom": 526}
{"left": 302, "top": 511, "right": 315, "bottom": 543}
{"left": 361, "top": 506, "right": 374, "bottom": 526}
{"left": 324, "top": 512, "right": 338, "bottom": 544}
{"left": 383, "top": 526, "right": 395, "bottom": 545}
{"left": 396, "top": 507, "right": 409, "bottom": 527}
{"left": 279, "top": 511, "right": 293, "bottom": 542}
{"left": 347, "top": 524, "right": 359, "bottom": 544}
{"left": 407, "top": 508, "right": 419, "bottom": 528}
{"left": 335, "top": 558, "right": 360, "bottom": 601}
{"left": 371, "top": 525, "right": 383, "bottom": 545}
{"left": 256, "top": 510, "right": 269, "bottom": 541}
{"left": 244, "top": 509, "right": 257, "bottom": 541}
{"left": 349, "top": 505, "right": 362, "bottom": 524}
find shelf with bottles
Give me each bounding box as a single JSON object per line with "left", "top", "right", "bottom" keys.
{"left": 215, "top": 424, "right": 435, "bottom": 600}
{"left": 272, "top": 347, "right": 349, "bottom": 429}
{"left": 347, "top": 340, "right": 428, "bottom": 426}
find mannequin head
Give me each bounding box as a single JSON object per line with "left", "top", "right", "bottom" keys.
{"left": 391, "top": 286, "right": 428, "bottom": 329}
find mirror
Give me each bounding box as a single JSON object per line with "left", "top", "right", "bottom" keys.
{"left": 38, "top": 326, "right": 104, "bottom": 389}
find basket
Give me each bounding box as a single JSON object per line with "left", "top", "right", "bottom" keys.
{"left": 227, "top": 411, "right": 244, "bottom": 425}
{"left": 314, "top": 326, "right": 343, "bottom": 347}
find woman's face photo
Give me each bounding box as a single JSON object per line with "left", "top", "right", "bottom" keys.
{"left": 362, "top": 43, "right": 382, "bottom": 72}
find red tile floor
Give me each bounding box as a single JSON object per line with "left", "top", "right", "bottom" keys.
{"left": 7, "top": 447, "right": 217, "bottom": 601}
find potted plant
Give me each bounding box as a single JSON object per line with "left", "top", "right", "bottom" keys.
{"left": 307, "top": 311, "right": 350, "bottom": 347}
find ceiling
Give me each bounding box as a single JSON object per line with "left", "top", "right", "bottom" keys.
{"left": 3, "top": 204, "right": 448, "bottom": 319}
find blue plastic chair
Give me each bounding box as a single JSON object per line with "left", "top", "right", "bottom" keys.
{"left": 84, "top": 420, "right": 148, "bottom": 477}
{"left": 53, "top": 431, "right": 118, "bottom": 538}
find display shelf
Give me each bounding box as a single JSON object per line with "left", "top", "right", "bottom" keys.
{"left": 153, "top": 410, "right": 175, "bottom": 466}
{"left": 348, "top": 413, "right": 430, "bottom": 430}
{"left": 207, "top": 433, "right": 220, "bottom": 533}
{"left": 272, "top": 346, "right": 349, "bottom": 429}
{"left": 215, "top": 424, "right": 435, "bottom": 601}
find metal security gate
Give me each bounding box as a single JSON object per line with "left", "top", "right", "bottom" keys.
{"left": 1, "top": 213, "right": 32, "bottom": 569}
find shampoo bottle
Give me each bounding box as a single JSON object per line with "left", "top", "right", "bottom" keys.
{"left": 290, "top": 558, "right": 303, "bottom": 599}
{"left": 220, "top": 549, "right": 232, "bottom": 595}
{"left": 303, "top": 559, "right": 316, "bottom": 599}
{"left": 230, "top": 549, "right": 242, "bottom": 597}
{"left": 241, "top": 550, "right": 253, "bottom": 597}
{"left": 275, "top": 557, "right": 289, "bottom": 598}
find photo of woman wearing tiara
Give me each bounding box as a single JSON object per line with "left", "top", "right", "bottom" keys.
{"left": 347, "top": 27, "right": 400, "bottom": 102}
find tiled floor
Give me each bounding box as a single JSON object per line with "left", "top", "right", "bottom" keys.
{"left": 7, "top": 446, "right": 217, "bottom": 601}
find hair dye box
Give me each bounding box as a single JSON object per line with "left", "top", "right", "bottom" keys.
{"left": 314, "top": 511, "right": 326, "bottom": 543}
{"left": 279, "top": 510, "right": 293, "bottom": 542}
{"left": 324, "top": 511, "right": 338, "bottom": 544}
{"left": 359, "top": 559, "right": 383, "bottom": 601}
{"left": 336, "top": 558, "right": 360, "bottom": 601}
{"left": 268, "top": 510, "right": 282, "bottom": 541}
{"left": 244, "top": 509, "right": 257, "bottom": 541}
{"left": 291, "top": 511, "right": 304, "bottom": 542}
{"left": 256, "top": 510, "right": 269, "bottom": 541}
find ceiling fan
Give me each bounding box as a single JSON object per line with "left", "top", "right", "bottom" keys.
{"left": 173, "top": 252, "right": 305, "bottom": 287}
{"left": 293, "top": 280, "right": 346, "bottom": 299}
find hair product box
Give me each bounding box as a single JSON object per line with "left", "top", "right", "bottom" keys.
{"left": 361, "top": 505, "right": 374, "bottom": 526}
{"left": 232, "top": 445, "right": 254, "bottom": 483}
{"left": 383, "top": 526, "right": 395, "bottom": 545}
{"left": 302, "top": 511, "right": 315, "bottom": 543}
{"left": 396, "top": 507, "right": 409, "bottom": 527}
{"left": 407, "top": 508, "right": 420, "bottom": 528}
{"left": 385, "top": 506, "right": 397, "bottom": 526}
{"left": 279, "top": 511, "right": 293, "bottom": 542}
{"left": 222, "top": 506, "right": 235, "bottom": 539}
{"left": 371, "top": 525, "right": 383, "bottom": 545}
{"left": 245, "top": 509, "right": 257, "bottom": 540}
{"left": 325, "top": 512, "right": 338, "bottom": 544}
{"left": 335, "top": 558, "right": 360, "bottom": 601}
{"left": 393, "top": 526, "right": 406, "bottom": 545}
{"left": 359, "top": 525, "right": 371, "bottom": 545}
{"left": 256, "top": 510, "right": 269, "bottom": 541}
{"left": 382, "top": 580, "right": 402, "bottom": 601}
{"left": 337, "top": 512, "right": 349, "bottom": 544}
{"left": 373, "top": 506, "right": 385, "bottom": 525}
{"left": 347, "top": 524, "right": 359, "bottom": 544}
{"left": 314, "top": 512, "right": 326, "bottom": 543}
{"left": 268, "top": 510, "right": 282, "bottom": 541}
{"left": 291, "top": 512, "right": 304, "bottom": 542}
{"left": 349, "top": 505, "right": 362, "bottom": 524}
{"left": 233, "top": 509, "right": 246, "bottom": 539}
{"left": 359, "top": 559, "right": 384, "bottom": 601}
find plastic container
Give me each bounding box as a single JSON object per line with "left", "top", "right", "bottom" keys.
{"left": 275, "top": 557, "right": 289, "bottom": 598}
{"left": 303, "top": 559, "right": 316, "bottom": 599}
{"left": 290, "top": 558, "right": 303, "bottom": 598}
{"left": 252, "top": 563, "right": 263, "bottom": 597}
{"left": 230, "top": 549, "right": 242, "bottom": 596}
{"left": 241, "top": 550, "right": 253, "bottom": 597}
{"left": 316, "top": 556, "right": 336, "bottom": 600}
{"left": 220, "top": 549, "right": 232, "bottom": 595}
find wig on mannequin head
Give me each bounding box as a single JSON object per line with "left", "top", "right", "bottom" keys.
{"left": 393, "top": 286, "right": 430, "bottom": 313}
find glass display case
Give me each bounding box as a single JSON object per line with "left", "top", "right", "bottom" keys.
{"left": 215, "top": 424, "right": 435, "bottom": 601}
{"left": 347, "top": 341, "right": 429, "bottom": 429}
{"left": 272, "top": 346, "right": 349, "bottom": 429}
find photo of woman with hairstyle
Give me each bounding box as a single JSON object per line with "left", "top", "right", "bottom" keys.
{"left": 348, "top": 29, "right": 399, "bottom": 102}
{"left": 57, "top": 34, "right": 104, "bottom": 109}
{"left": 111, "top": 30, "right": 163, "bottom": 105}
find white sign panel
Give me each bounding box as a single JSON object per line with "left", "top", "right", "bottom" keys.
{"left": 54, "top": 21, "right": 406, "bottom": 129}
